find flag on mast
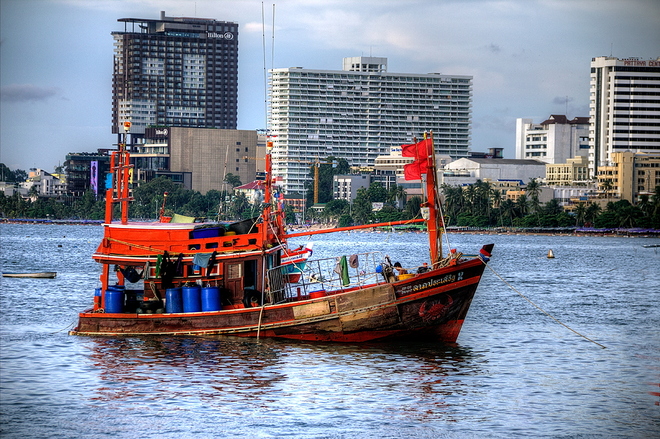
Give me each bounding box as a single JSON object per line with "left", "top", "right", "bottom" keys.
{"left": 402, "top": 139, "right": 432, "bottom": 180}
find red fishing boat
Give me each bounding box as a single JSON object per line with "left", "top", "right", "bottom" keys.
{"left": 70, "top": 131, "right": 493, "bottom": 342}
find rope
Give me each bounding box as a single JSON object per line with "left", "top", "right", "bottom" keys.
{"left": 482, "top": 260, "right": 607, "bottom": 349}
{"left": 50, "top": 320, "right": 77, "bottom": 334}
{"left": 256, "top": 303, "right": 265, "bottom": 340}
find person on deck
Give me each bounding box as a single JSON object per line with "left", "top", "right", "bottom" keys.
{"left": 394, "top": 262, "right": 408, "bottom": 278}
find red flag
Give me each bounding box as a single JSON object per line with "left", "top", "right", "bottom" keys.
{"left": 402, "top": 139, "right": 431, "bottom": 180}
{"left": 401, "top": 139, "right": 432, "bottom": 160}
{"left": 401, "top": 142, "right": 418, "bottom": 158}
{"left": 404, "top": 162, "right": 421, "bottom": 180}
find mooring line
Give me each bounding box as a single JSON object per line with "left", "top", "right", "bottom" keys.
{"left": 482, "top": 261, "right": 607, "bottom": 349}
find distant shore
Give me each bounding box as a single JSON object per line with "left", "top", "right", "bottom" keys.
{"left": 3, "top": 218, "right": 659, "bottom": 238}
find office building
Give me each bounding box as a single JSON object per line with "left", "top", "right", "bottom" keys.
{"left": 596, "top": 151, "right": 660, "bottom": 203}
{"left": 112, "top": 11, "right": 238, "bottom": 137}
{"left": 545, "top": 156, "right": 590, "bottom": 187}
{"left": 269, "top": 56, "right": 473, "bottom": 194}
{"left": 589, "top": 56, "right": 660, "bottom": 176}
{"left": 133, "top": 127, "right": 261, "bottom": 194}
{"left": 515, "top": 115, "right": 590, "bottom": 164}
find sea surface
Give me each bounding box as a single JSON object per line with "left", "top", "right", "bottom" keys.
{"left": 0, "top": 223, "right": 658, "bottom": 438}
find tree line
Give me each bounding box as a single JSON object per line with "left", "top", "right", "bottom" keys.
{"left": 442, "top": 178, "right": 660, "bottom": 229}
{"left": 2, "top": 161, "right": 659, "bottom": 229}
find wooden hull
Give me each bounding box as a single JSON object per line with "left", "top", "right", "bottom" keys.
{"left": 70, "top": 257, "right": 486, "bottom": 343}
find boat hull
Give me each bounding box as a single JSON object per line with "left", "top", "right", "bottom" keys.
{"left": 2, "top": 272, "right": 57, "bottom": 279}
{"left": 70, "top": 258, "right": 486, "bottom": 343}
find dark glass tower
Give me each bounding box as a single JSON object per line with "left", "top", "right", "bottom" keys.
{"left": 111, "top": 11, "right": 238, "bottom": 136}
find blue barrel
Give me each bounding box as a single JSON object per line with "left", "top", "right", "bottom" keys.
{"left": 165, "top": 287, "right": 183, "bottom": 313}
{"left": 201, "top": 286, "right": 222, "bottom": 312}
{"left": 182, "top": 285, "right": 202, "bottom": 313}
{"left": 105, "top": 285, "right": 125, "bottom": 313}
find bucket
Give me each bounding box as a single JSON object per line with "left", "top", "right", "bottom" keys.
{"left": 310, "top": 290, "right": 326, "bottom": 299}
{"left": 182, "top": 285, "right": 202, "bottom": 313}
{"left": 165, "top": 287, "right": 183, "bottom": 313}
{"left": 398, "top": 273, "right": 415, "bottom": 280}
{"left": 201, "top": 286, "right": 222, "bottom": 312}
{"left": 94, "top": 288, "right": 102, "bottom": 309}
{"left": 105, "top": 285, "right": 125, "bottom": 313}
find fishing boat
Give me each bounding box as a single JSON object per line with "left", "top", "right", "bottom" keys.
{"left": 2, "top": 272, "right": 57, "bottom": 279}
{"left": 70, "top": 131, "right": 493, "bottom": 342}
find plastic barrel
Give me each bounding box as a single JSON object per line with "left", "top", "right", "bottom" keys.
{"left": 201, "top": 286, "right": 222, "bottom": 312}
{"left": 182, "top": 285, "right": 202, "bottom": 313}
{"left": 105, "top": 285, "right": 125, "bottom": 313}
{"left": 165, "top": 287, "right": 183, "bottom": 313}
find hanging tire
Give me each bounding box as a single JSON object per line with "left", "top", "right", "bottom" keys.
{"left": 242, "top": 288, "right": 263, "bottom": 308}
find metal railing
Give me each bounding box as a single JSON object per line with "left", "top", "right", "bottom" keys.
{"left": 267, "top": 251, "right": 387, "bottom": 304}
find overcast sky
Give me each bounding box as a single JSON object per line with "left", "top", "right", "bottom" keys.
{"left": 1, "top": 0, "right": 658, "bottom": 173}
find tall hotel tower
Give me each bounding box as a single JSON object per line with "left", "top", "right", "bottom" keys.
{"left": 111, "top": 11, "right": 238, "bottom": 137}
{"left": 269, "top": 57, "right": 473, "bottom": 194}
{"left": 589, "top": 56, "right": 660, "bottom": 176}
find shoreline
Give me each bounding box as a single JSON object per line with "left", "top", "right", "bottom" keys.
{"left": 3, "top": 218, "right": 659, "bottom": 238}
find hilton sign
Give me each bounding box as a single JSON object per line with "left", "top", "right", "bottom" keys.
{"left": 207, "top": 32, "right": 234, "bottom": 40}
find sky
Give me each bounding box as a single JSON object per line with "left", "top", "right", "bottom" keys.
{"left": 1, "top": 0, "right": 659, "bottom": 173}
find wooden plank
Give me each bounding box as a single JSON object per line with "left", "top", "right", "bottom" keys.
{"left": 339, "top": 305, "right": 400, "bottom": 332}
{"left": 292, "top": 301, "right": 331, "bottom": 320}
{"left": 335, "top": 284, "right": 395, "bottom": 312}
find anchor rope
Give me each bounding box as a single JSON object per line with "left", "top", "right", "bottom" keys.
{"left": 481, "top": 260, "right": 607, "bottom": 349}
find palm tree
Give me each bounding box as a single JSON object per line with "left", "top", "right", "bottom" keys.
{"left": 500, "top": 199, "right": 516, "bottom": 226}
{"left": 515, "top": 194, "right": 529, "bottom": 218}
{"left": 574, "top": 203, "right": 586, "bottom": 226}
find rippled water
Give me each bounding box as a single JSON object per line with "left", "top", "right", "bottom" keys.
{"left": 1, "top": 223, "right": 659, "bottom": 438}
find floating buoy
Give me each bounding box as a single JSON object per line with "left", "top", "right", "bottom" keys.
{"left": 547, "top": 249, "right": 555, "bottom": 259}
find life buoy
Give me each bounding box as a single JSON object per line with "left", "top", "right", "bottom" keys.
{"left": 242, "top": 288, "right": 263, "bottom": 308}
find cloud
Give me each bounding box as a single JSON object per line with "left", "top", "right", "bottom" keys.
{"left": 0, "top": 84, "right": 59, "bottom": 103}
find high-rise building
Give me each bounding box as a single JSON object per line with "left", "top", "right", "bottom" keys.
{"left": 589, "top": 56, "right": 660, "bottom": 177}
{"left": 515, "top": 115, "right": 590, "bottom": 164}
{"left": 111, "top": 11, "right": 238, "bottom": 137}
{"left": 269, "top": 56, "right": 473, "bottom": 194}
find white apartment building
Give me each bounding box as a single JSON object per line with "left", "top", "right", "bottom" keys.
{"left": 515, "top": 115, "right": 590, "bottom": 164}
{"left": 589, "top": 56, "right": 660, "bottom": 177}
{"left": 269, "top": 56, "right": 473, "bottom": 194}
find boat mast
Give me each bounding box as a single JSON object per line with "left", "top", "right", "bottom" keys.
{"left": 425, "top": 131, "right": 442, "bottom": 265}
{"left": 105, "top": 122, "right": 134, "bottom": 225}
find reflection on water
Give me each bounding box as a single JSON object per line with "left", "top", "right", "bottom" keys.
{"left": 1, "top": 224, "right": 659, "bottom": 438}
{"left": 84, "top": 336, "right": 483, "bottom": 425}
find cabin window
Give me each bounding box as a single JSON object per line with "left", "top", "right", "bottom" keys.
{"left": 227, "top": 263, "right": 242, "bottom": 279}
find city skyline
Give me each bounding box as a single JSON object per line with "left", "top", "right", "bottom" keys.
{"left": 1, "top": 0, "right": 658, "bottom": 173}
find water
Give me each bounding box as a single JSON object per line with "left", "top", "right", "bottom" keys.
{"left": 1, "top": 223, "right": 659, "bottom": 438}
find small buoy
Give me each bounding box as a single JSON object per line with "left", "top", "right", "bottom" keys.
{"left": 547, "top": 249, "right": 555, "bottom": 258}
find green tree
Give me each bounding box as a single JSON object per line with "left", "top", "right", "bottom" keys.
{"left": 351, "top": 188, "right": 374, "bottom": 225}
{"left": 366, "top": 182, "right": 388, "bottom": 203}
{"left": 224, "top": 173, "right": 242, "bottom": 188}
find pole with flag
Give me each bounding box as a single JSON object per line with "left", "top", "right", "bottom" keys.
{"left": 401, "top": 133, "right": 442, "bottom": 265}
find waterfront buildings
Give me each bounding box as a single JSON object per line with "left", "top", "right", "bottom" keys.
{"left": 441, "top": 158, "right": 546, "bottom": 187}
{"left": 111, "top": 11, "right": 239, "bottom": 137}
{"left": 515, "top": 115, "right": 590, "bottom": 164}
{"left": 596, "top": 151, "right": 660, "bottom": 203}
{"left": 589, "top": 56, "right": 660, "bottom": 177}
{"left": 545, "top": 156, "right": 590, "bottom": 186}
{"left": 269, "top": 56, "right": 473, "bottom": 194}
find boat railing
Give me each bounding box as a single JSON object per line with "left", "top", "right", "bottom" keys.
{"left": 267, "top": 251, "right": 387, "bottom": 304}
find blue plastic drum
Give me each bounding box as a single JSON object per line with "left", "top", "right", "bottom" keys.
{"left": 165, "top": 287, "right": 183, "bottom": 313}
{"left": 105, "top": 285, "right": 125, "bottom": 313}
{"left": 182, "top": 285, "right": 202, "bottom": 313}
{"left": 201, "top": 286, "right": 222, "bottom": 312}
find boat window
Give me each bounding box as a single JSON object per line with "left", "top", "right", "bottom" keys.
{"left": 227, "top": 263, "right": 242, "bottom": 279}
